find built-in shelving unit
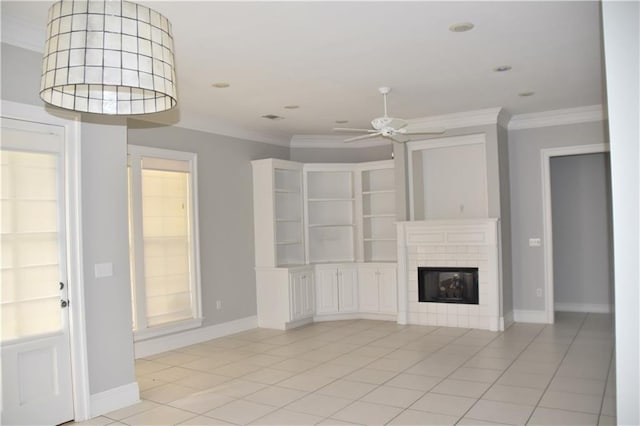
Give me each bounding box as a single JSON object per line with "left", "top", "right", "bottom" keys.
{"left": 252, "top": 158, "right": 398, "bottom": 330}
{"left": 361, "top": 165, "right": 397, "bottom": 262}
{"left": 252, "top": 159, "right": 305, "bottom": 268}
{"left": 274, "top": 167, "right": 304, "bottom": 266}
{"left": 305, "top": 169, "right": 355, "bottom": 264}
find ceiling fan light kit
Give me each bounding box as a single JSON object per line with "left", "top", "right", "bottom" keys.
{"left": 334, "top": 86, "right": 445, "bottom": 143}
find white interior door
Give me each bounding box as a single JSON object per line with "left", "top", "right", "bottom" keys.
{"left": 1, "top": 118, "right": 74, "bottom": 425}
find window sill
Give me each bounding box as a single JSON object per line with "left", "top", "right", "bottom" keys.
{"left": 133, "top": 318, "right": 203, "bottom": 342}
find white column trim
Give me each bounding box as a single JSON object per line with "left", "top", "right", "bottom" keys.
{"left": 396, "top": 223, "right": 408, "bottom": 325}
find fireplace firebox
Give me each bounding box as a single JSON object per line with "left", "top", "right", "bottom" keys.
{"left": 418, "top": 267, "right": 479, "bottom": 304}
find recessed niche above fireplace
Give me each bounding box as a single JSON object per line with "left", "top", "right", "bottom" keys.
{"left": 418, "top": 267, "right": 479, "bottom": 305}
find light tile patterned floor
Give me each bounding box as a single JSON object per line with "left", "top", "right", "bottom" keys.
{"left": 81, "top": 312, "right": 616, "bottom": 425}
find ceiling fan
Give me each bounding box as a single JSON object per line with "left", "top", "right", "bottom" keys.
{"left": 334, "top": 87, "right": 445, "bottom": 143}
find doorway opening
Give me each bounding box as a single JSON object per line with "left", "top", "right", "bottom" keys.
{"left": 541, "top": 143, "right": 611, "bottom": 324}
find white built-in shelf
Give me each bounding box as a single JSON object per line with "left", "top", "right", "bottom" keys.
{"left": 363, "top": 214, "right": 395, "bottom": 219}
{"left": 307, "top": 198, "right": 354, "bottom": 202}
{"left": 305, "top": 168, "right": 355, "bottom": 265}
{"left": 362, "top": 190, "right": 395, "bottom": 195}
{"left": 276, "top": 240, "right": 303, "bottom": 245}
{"left": 308, "top": 224, "right": 354, "bottom": 228}
{"left": 361, "top": 164, "right": 396, "bottom": 262}
{"left": 274, "top": 165, "right": 304, "bottom": 266}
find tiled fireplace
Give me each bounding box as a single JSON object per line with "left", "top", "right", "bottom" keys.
{"left": 396, "top": 219, "right": 504, "bottom": 331}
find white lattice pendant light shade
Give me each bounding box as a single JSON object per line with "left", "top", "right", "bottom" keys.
{"left": 40, "top": 0, "right": 177, "bottom": 115}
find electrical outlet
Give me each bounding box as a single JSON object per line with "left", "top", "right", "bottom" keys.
{"left": 216, "top": 300, "right": 222, "bottom": 310}
{"left": 536, "top": 288, "right": 542, "bottom": 297}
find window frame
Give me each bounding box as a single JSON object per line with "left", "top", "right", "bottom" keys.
{"left": 127, "top": 145, "right": 202, "bottom": 341}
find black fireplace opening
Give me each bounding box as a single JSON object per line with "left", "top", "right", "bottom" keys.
{"left": 418, "top": 267, "right": 479, "bottom": 304}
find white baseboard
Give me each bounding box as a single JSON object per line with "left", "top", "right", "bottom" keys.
{"left": 555, "top": 303, "right": 612, "bottom": 313}
{"left": 313, "top": 313, "right": 397, "bottom": 323}
{"left": 90, "top": 382, "right": 140, "bottom": 418}
{"left": 284, "top": 317, "right": 314, "bottom": 330}
{"left": 502, "top": 311, "right": 515, "bottom": 329}
{"left": 513, "top": 309, "right": 549, "bottom": 324}
{"left": 134, "top": 315, "right": 258, "bottom": 359}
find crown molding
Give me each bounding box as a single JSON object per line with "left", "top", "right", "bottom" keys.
{"left": 135, "top": 109, "right": 290, "bottom": 147}
{"left": 290, "top": 134, "right": 390, "bottom": 149}
{"left": 509, "top": 105, "right": 606, "bottom": 130}
{"left": 407, "top": 107, "right": 506, "bottom": 130}
{"left": 1, "top": 15, "right": 45, "bottom": 53}
{"left": 291, "top": 108, "right": 506, "bottom": 149}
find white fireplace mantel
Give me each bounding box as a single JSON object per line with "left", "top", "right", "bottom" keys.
{"left": 396, "top": 219, "right": 504, "bottom": 331}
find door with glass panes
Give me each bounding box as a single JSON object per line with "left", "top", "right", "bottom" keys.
{"left": 1, "top": 118, "right": 74, "bottom": 425}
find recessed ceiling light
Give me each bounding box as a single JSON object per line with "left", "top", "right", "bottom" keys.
{"left": 335, "top": 120, "right": 349, "bottom": 124}
{"left": 261, "top": 114, "right": 285, "bottom": 120}
{"left": 518, "top": 91, "right": 535, "bottom": 97}
{"left": 493, "top": 65, "right": 512, "bottom": 72}
{"left": 284, "top": 105, "right": 300, "bottom": 109}
{"left": 211, "top": 82, "right": 230, "bottom": 88}
{"left": 449, "top": 22, "right": 474, "bottom": 32}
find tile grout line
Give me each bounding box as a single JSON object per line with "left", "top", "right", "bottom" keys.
{"left": 381, "top": 327, "right": 513, "bottom": 425}
{"left": 451, "top": 321, "right": 552, "bottom": 424}
{"left": 521, "top": 312, "right": 589, "bottom": 425}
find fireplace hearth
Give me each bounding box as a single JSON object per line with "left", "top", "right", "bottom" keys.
{"left": 418, "top": 267, "right": 479, "bottom": 305}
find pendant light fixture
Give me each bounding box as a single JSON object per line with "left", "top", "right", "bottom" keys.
{"left": 40, "top": 0, "right": 177, "bottom": 115}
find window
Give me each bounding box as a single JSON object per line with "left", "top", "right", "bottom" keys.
{"left": 128, "top": 145, "right": 201, "bottom": 339}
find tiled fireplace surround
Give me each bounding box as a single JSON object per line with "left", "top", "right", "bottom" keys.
{"left": 396, "top": 219, "right": 504, "bottom": 331}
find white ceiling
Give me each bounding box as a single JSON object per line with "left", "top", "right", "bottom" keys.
{"left": 2, "top": 1, "right": 605, "bottom": 145}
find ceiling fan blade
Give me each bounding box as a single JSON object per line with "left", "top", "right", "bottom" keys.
{"left": 344, "top": 132, "right": 383, "bottom": 143}
{"left": 333, "top": 127, "right": 378, "bottom": 133}
{"left": 399, "top": 126, "right": 446, "bottom": 135}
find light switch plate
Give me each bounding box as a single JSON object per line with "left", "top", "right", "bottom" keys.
{"left": 529, "top": 238, "right": 542, "bottom": 247}
{"left": 94, "top": 262, "right": 113, "bottom": 278}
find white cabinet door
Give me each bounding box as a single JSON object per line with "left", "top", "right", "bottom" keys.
{"left": 290, "top": 269, "right": 315, "bottom": 321}
{"left": 337, "top": 266, "right": 359, "bottom": 313}
{"left": 378, "top": 266, "right": 398, "bottom": 314}
{"left": 315, "top": 267, "right": 339, "bottom": 315}
{"left": 358, "top": 267, "right": 380, "bottom": 313}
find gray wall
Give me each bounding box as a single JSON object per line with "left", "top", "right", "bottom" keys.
{"left": 1, "top": 43, "right": 42, "bottom": 106}
{"left": 550, "top": 153, "right": 613, "bottom": 309}
{"left": 81, "top": 119, "right": 136, "bottom": 394}
{"left": 508, "top": 121, "right": 608, "bottom": 311}
{"left": 291, "top": 144, "right": 392, "bottom": 163}
{"left": 127, "top": 121, "right": 289, "bottom": 326}
{"left": 0, "top": 43, "right": 43, "bottom": 105}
